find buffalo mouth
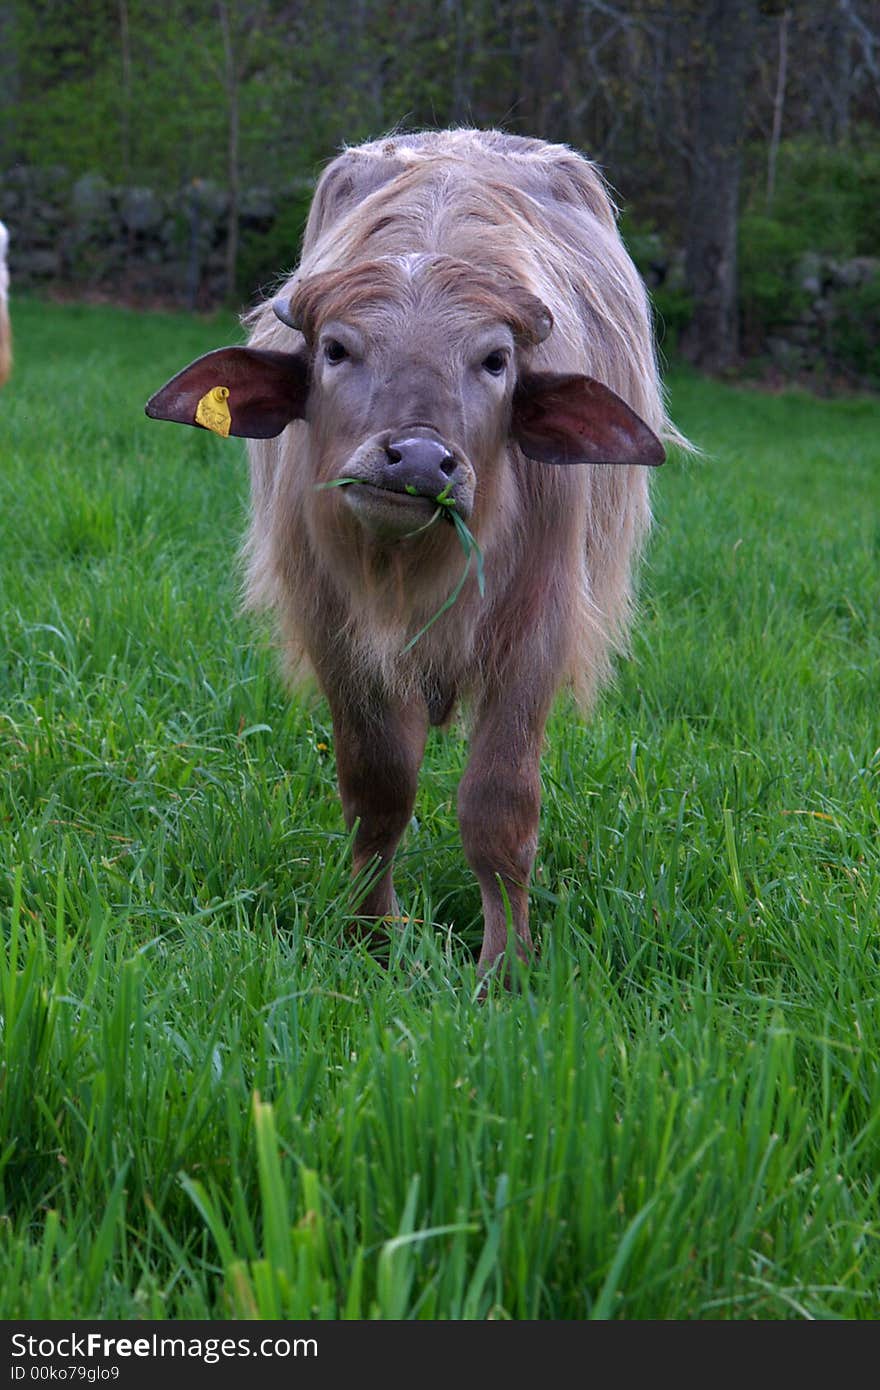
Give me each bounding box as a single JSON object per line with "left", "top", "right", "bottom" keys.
{"left": 325, "top": 427, "right": 476, "bottom": 536}
{"left": 349, "top": 479, "right": 445, "bottom": 508}
{"left": 339, "top": 478, "right": 449, "bottom": 539}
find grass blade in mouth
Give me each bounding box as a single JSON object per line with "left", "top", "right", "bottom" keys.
{"left": 315, "top": 478, "right": 485, "bottom": 650}
{"left": 402, "top": 506, "right": 443, "bottom": 540}
{"left": 402, "top": 509, "right": 485, "bottom": 652}
{"left": 451, "top": 509, "right": 485, "bottom": 598}
{"left": 402, "top": 549, "right": 472, "bottom": 653}
{"left": 316, "top": 478, "right": 442, "bottom": 540}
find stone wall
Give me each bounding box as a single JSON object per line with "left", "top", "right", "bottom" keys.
{"left": 634, "top": 230, "right": 880, "bottom": 382}
{"left": 764, "top": 251, "right": 880, "bottom": 376}
{"left": 0, "top": 165, "right": 292, "bottom": 309}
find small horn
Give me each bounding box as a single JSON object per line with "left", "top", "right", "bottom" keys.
{"left": 272, "top": 293, "right": 300, "bottom": 330}
{"left": 533, "top": 308, "right": 553, "bottom": 344}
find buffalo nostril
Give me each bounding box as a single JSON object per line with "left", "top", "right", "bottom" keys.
{"left": 385, "top": 446, "right": 402, "bottom": 465}
{"left": 439, "top": 452, "right": 456, "bottom": 477}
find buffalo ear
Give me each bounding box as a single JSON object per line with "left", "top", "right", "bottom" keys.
{"left": 145, "top": 346, "right": 310, "bottom": 440}
{"left": 512, "top": 371, "right": 665, "bottom": 466}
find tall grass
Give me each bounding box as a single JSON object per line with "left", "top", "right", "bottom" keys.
{"left": 1, "top": 300, "right": 878, "bottom": 1318}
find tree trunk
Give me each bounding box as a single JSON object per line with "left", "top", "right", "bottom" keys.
{"left": 0, "top": 2, "right": 19, "bottom": 167}
{"left": 680, "top": 0, "right": 758, "bottom": 373}
{"left": 218, "top": 0, "right": 240, "bottom": 305}
{"left": 765, "top": 6, "right": 789, "bottom": 211}
{"left": 119, "top": 0, "right": 132, "bottom": 183}
{"left": 831, "top": 0, "right": 861, "bottom": 145}
{"left": 444, "top": 0, "right": 467, "bottom": 123}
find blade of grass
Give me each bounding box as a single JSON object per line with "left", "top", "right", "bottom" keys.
{"left": 315, "top": 478, "right": 486, "bottom": 647}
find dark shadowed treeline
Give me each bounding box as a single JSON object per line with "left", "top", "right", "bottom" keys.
{"left": 1, "top": 0, "right": 879, "bottom": 375}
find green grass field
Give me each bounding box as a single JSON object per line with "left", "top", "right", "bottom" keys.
{"left": 1, "top": 299, "right": 878, "bottom": 1319}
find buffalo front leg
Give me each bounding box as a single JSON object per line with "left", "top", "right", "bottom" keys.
{"left": 330, "top": 695, "right": 428, "bottom": 925}
{"left": 457, "top": 694, "right": 550, "bottom": 979}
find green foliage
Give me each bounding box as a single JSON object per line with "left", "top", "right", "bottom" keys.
{"left": 738, "top": 213, "right": 811, "bottom": 339}
{"left": 620, "top": 216, "right": 693, "bottom": 351}
{"left": 650, "top": 286, "right": 693, "bottom": 352}
{"left": 829, "top": 273, "right": 880, "bottom": 381}
{"left": 759, "top": 135, "right": 880, "bottom": 259}
{"left": 237, "top": 187, "right": 313, "bottom": 303}
{"left": 740, "top": 135, "right": 880, "bottom": 342}
{"left": 7, "top": 0, "right": 307, "bottom": 188}
{"left": 1, "top": 302, "right": 880, "bottom": 1318}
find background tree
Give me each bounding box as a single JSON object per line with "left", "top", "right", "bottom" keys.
{"left": 2, "top": 0, "right": 879, "bottom": 371}
{"left": 677, "top": 0, "right": 759, "bottom": 371}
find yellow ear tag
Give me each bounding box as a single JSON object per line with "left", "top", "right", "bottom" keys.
{"left": 195, "top": 385, "right": 232, "bottom": 437}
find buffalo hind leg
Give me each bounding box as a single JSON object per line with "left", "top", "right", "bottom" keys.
{"left": 457, "top": 694, "right": 549, "bottom": 980}
{"left": 331, "top": 694, "right": 428, "bottom": 935}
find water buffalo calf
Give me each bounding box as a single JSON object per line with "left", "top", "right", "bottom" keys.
{"left": 146, "top": 129, "right": 685, "bottom": 978}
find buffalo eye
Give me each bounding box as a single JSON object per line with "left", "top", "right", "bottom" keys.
{"left": 481, "top": 350, "right": 508, "bottom": 376}
{"left": 324, "top": 339, "right": 349, "bottom": 365}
